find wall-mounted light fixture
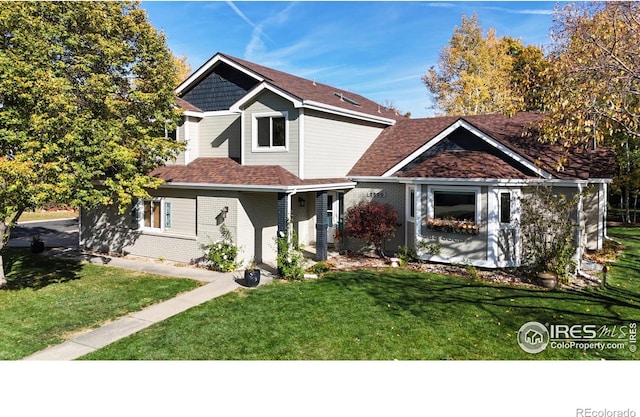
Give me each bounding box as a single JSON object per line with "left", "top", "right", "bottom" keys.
{"left": 216, "top": 206, "right": 229, "bottom": 225}
{"left": 298, "top": 197, "right": 306, "bottom": 208}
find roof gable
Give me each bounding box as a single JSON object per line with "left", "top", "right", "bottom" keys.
{"left": 349, "top": 112, "right": 614, "bottom": 181}
{"left": 179, "top": 62, "right": 260, "bottom": 112}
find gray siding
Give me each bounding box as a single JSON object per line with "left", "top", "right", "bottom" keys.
{"left": 497, "top": 228, "right": 517, "bottom": 263}
{"left": 242, "top": 91, "right": 299, "bottom": 176}
{"left": 584, "top": 184, "right": 604, "bottom": 251}
{"left": 237, "top": 192, "right": 278, "bottom": 263}
{"left": 166, "top": 122, "right": 187, "bottom": 165}
{"left": 80, "top": 201, "right": 202, "bottom": 263}
{"left": 304, "top": 109, "right": 385, "bottom": 178}
{"left": 198, "top": 114, "right": 241, "bottom": 159}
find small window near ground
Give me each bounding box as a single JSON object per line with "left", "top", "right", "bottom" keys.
{"left": 143, "top": 200, "right": 162, "bottom": 229}
{"left": 434, "top": 191, "right": 476, "bottom": 221}
{"left": 500, "top": 192, "right": 511, "bottom": 224}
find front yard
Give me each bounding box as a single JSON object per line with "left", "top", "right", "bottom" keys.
{"left": 82, "top": 227, "right": 640, "bottom": 360}
{"left": 0, "top": 248, "right": 201, "bottom": 360}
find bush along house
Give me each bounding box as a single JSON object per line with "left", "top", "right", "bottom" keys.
{"left": 79, "top": 52, "right": 615, "bottom": 271}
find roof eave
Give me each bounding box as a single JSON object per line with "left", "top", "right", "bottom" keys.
{"left": 303, "top": 100, "right": 396, "bottom": 125}
{"left": 349, "top": 176, "right": 598, "bottom": 187}
{"left": 158, "top": 180, "right": 356, "bottom": 193}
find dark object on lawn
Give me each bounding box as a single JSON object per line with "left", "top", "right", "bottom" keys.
{"left": 244, "top": 269, "right": 260, "bottom": 287}
{"left": 30, "top": 236, "right": 45, "bottom": 254}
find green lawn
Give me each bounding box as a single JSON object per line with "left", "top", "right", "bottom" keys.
{"left": 18, "top": 210, "right": 78, "bottom": 222}
{"left": 0, "top": 248, "right": 201, "bottom": 360}
{"left": 83, "top": 227, "right": 640, "bottom": 360}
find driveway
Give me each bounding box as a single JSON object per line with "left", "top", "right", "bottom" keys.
{"left": 7, "top": 218, "right": 79, "bottom": 249}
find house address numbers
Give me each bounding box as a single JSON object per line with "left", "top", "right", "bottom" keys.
{"left": 366, "top": 191, "right": 387, "bottom": 198}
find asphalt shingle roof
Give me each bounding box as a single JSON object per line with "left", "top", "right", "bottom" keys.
{"left": 397, "top": 150, "right": 535, "bottom": 179}
{"left": 150, "top": 158, "right": 353, "bottom": 188}
{"left": 218, "top": 53, "right": 405, "bottom": 122}
{"left": 349, "top": 112, "right": 615, "bottom": 180}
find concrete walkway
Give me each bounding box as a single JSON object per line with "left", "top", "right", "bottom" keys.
{"left": 23, "top": 250, "right": 276, "bottom": 361}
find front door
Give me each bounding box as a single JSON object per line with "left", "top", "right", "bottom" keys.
{"left": 327, "top": 192, "right": 344, "bottom": 244}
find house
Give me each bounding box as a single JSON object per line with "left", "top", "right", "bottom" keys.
{"left": 79, "top": 52, "right": 614, "bottom": 270}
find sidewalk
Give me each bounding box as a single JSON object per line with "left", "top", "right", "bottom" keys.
{"left": 23, "top": 250, "right": 276, "bottom": 361}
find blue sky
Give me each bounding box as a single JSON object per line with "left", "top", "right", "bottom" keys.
{"left": 142, "top": 1, "right": 560, "bottom": 117}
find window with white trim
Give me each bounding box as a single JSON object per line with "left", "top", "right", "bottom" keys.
{"left": 500, "top": 192, "right": 511, "bottom": 224}
{"left": 252, "top": 112, "right": 287, "bottom": 151}
{"left": 407, "top": 186, "right": 416, "bottom": 221}
{"left": 433, "top": 190, "right": 476, "bottom": 221}
{"left": 139, "top": 199, "right": 172, "bottom": 230}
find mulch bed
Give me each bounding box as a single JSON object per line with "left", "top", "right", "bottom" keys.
{"left": 323, "top": 251, "right": 600, "bottom": 290}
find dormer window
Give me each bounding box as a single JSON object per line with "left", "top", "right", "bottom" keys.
{"left": 252, "top": 111, "right": 288, "bottom": 151}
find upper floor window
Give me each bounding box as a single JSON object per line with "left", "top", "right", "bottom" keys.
{"left": 164, "top": 119, "right": 181, "bottom": 141}
{"left": 252, "top": 112, "right": 288, "bottom": 151}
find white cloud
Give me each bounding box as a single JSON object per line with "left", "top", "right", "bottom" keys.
{"left": 225, "top": 1, "right": 256, "bottom": 28}
{"left": 243, "top": 3, "right": 296, "bottom": 61}
{"left": 481, "top": 5, "right": 554, "bottom": 16}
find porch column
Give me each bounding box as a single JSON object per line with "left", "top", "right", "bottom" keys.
{"left": 315, "top": 191, "right": 328, "bottom": 261}
{"left": 277, "top": 192, "right": 290, "bottom": 236}
{"left": 277, "top": 192, "right": 290, "bottom": 274}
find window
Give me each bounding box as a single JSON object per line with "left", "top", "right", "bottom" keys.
{"left": 500, "top": 192, "right": 511, "bottom": 224}
{"left": 433, "top": 191, "right": 476, "bottom": 221}
{"left": 408, "top": 187, "right": 416, "bottom": 221}
{"left": 144, "top": 200, "right": 161, "bottom": 229}
{"left": 164, "top": 119, "right": 182, "bottom": 141}
{"left": 141, "top": 199, "right": 172, "bottom": 230}
{"left": 253, "top": 112, "right": 287, "bottom": 150}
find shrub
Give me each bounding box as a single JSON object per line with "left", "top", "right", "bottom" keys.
{"left": 307, "top": 260, "right": 334, "bottom": 275}
{"left": 395, "top": 245, "right": 419, "bottom": 266}
{"left": 276, "top": 228, "right": 305, "bottom": 280}
{"left": 519, "top": 186, "right": 580, "bottom": 282}
{"left": 201, "top": 224, "right": 239, "bottom": 272}
{"left": 345, "top": 201, "right": 398, "bottom": 257}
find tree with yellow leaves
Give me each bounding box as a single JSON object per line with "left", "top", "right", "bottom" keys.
{"left": 538, "top": 2, "right": 640, "bottom": 222}
{"left": 0, "top": 2, "right": 184, "bottom": 285}
{"left": 423, "top": 13, "right": 546, "bottom": 116}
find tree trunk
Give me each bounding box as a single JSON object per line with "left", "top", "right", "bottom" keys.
{"left": 625, "top": 186, "right": 631, "bottom": 224}
{"left": 0, "top": 255, "right": 6, "bottom": 288}
{"left": 0, "top": 209, "right": 23, "bottom": 288}
{"left": 0, "top": 221, "right": 8, "bottom": 288}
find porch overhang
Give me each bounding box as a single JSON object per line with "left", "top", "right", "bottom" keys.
{"left": 158, "top": 180, "right": 356, "bottom": 194}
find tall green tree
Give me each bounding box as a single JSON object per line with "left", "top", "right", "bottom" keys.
{"left": 538, "top": 2, "right": 640, "bottom": 222}
{"left": 0, "top": 1, "right": 184, "bottom": 285}
{"left": 423, "top": 13, "right": 546, "bottom": 116}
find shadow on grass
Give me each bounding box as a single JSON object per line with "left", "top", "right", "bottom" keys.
{"left": 323, "top": 269, "right": 640, "bottom": 332}
{"left": 1, "top": 248, "right": 83, "bottom": 290}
